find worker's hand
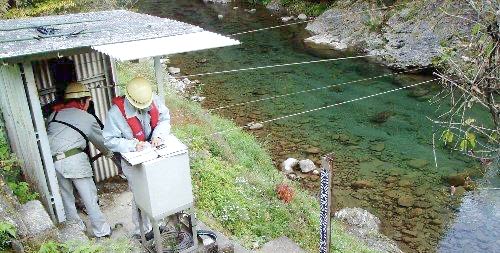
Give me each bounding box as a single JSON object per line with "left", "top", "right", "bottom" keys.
{"left": 136, "top": 141, "right": 148, "bottom": 152}
{"left": 105, "top": 151, "right": 114, "bottom": 159}
{"left": 151, "top": 137, "right": 163, "bottom": 148}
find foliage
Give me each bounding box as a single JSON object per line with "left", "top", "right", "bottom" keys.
{"left": 38, "top": 241, "right": 62, "bottom": 253}
{"left": 1, "top": 0, "right": 138, "bottom": 19}
{"left": 0, "top": 0, "right": 9, "bottom": 14}
{"left": 434, "top": 0, "right": 499, "bottom": 160}
{"left": 278, "top": 0, "right": 332, "bottom": 16}
{"left": 8, "top": 181, "right": 39, "bottom": 203}
{"left": 2, "top": 0, "right": 76, "bottom": 18}
{"left": 0, "top": 221, "right": 16, "bottom": 251}
{"left": 1, "top": 130, "right": 39, "bottom": 204}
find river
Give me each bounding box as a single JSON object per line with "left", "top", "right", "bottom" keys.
{"left": 138, "top": 1, "right": 498, "bottom": 252}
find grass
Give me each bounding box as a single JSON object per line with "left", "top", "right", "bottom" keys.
{"left": 117, "top": 60, "right": 378, "bottom": 252}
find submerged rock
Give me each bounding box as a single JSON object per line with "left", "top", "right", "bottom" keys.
{"left": 407, "top": 159, "right": 429, "bottom": 169}
{"left": 305, "top": 146, "right": 321, "bottom": 154}
{"left": 445, "top": 173, "right": 468, "bottom": 186}
{"left": 370, "top": 111, "right": 394, "bottom": 123}
{"left": 351, "top": 180, "right": 374, "bottom": 189}
{"left": 398, "top": 195, "right": 415, "bottom": 207}
{"left": 370, "top": 142, "right": 385, "bottom": 152}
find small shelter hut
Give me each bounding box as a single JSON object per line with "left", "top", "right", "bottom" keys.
{"left": 0, "top": 10, "right": 239, "bottom": 223}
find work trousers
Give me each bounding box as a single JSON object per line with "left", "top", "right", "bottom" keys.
{"left": 122, "top": 160, "right": 153, "bottom": 235}
{"left": 56, "top": 172, "right": 111, "bottom": 237}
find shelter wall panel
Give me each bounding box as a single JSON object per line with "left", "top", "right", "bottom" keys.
{"left": 70, "top": 52, "right": 118, "bottom": 181}
{"left": 0, "top": 64, "right": 56, "bottom": 220}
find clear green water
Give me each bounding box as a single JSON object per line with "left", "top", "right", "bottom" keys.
{"left": 138, "top": 1, "right": 496, "bottom": 252}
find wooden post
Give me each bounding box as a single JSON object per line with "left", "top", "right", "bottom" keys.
{"left": 153, "top": 56, "right": 165, "bottom": 103}
{"left": 320, "top": 155, "right": 333, "bottom": 253}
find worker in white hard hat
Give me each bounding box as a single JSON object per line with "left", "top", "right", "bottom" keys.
{"left": 47, "top": 82, "right": 112, "bottom": 238}
{"left": 103, "top": 76, "right": 171, "bottom": 239}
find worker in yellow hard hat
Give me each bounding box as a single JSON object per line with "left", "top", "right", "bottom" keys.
{"left": 47, "top": 82, "right": 112, "bottom": 238}
{"left": 103, "top": 77, "right": 171, "bottom": 240}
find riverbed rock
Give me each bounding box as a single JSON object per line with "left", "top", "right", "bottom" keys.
{"left": 266, "top": 0, "right": 283, "bottom": 11}
{"left": 407, "top": 159, "right": 429, "bottom": 169}
{"left": 445, "top": 173, "right": 468, "bottom": 186}
{"left": 281, "top": 158, "right": 298, "bottom": 174}
{"left": 168, "top": 67, "right": 180, "bottom": 75}
{"left": 351, "top": 180, "right": 374, "bottom": 190}
{"left": 398, "top": 179, "right": 412, "bottom": 188}
{"left": 190, "top": 96, "right": 206, "bottom": 102}
{"left": 454, "top": 186, "right": 467, "bottom": 196}
{"left": 299, "top": 159, "right": 317, "bottom": 173}
{"left": 398, "top": 195, "right": 415, "bottom": 207}
{"left": 370, "top": 111, "right": 394, "bottom": 123}
{"left": 334, "top": 208, "right": 403, "bottom": 253}
{"left": 203, "top": 0, "right": 232, "bottom": 3}
{"left": 246, "top": 122, "right": 264, "bottom": 130}
{"left": 305, "top": 146, "right": 321, "bottom": 154}
{"left": 218, "top": 14, "right": 224, "bottom": 19}
{"left": 370, "top": 142, "right": 385, "bottom": 152}
{"left": 298, "top": 14, "right": 307, "bottom": 20}
{"left": 281, "top": 16, "right": 294, "bottom": 22}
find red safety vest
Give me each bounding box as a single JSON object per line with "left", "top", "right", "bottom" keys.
{"left": 112, "top": 96, "right": 159, "bottom": 141}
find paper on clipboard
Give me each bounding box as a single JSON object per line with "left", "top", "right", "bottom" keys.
{"left": 120, "top": 135, "right": 188, "bottom": 165}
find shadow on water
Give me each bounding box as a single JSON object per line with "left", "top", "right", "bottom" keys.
{"left": 138, "top": 1, "right": 498, "bottom": 252}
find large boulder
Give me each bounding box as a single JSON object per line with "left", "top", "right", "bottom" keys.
{"left": 20, "top": 200, "right": 58, "bottom": 242}
{"left": 305, "top": 1, "right": 474, "bottom": 69}
{"left": 299, "top": 159, "right": 317, "bottom": 173}
{"left": 334, "top": 208, "right": 403, "bottom": 253}
{"left": 281, "top": 158, "right": 298, "bottom": 174}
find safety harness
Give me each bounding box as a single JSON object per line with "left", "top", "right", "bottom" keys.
{"left": 112, "top": 96, "right": 159, "bottom": 142}
{"left": 49, "top": 111, "right": 89, "bottom": 162}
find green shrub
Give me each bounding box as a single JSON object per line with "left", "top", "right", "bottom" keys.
{"left": 0, "top": 221, "right": 16, "bottom": 251}
{"left": 8, "top": 181, "right": 39, "bottom": 204}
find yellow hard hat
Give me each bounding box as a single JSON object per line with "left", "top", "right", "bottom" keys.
{"left": 125, "top": 77, "right": 154, "bottom": 109}
{"left": 64, "top": 82, "right": 91, "bottom": 100}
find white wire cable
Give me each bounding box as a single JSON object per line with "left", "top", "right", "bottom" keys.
{"left": 230, "top": 0, "right": 423, "bottom": 36}
{"left": 187, "top": 78, "right": 439, "bottom": 141}
{"left": 176, "top": 54, "right": 382, "bottom": 79}
{"left": 209, "top": 67, "right": 428, "bottom": 111}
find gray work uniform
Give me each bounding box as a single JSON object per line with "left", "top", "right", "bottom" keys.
{"left": 103, "top": 95, "right": 171, "bottom": 235}
{"left": 47, "top": 108, "right": 111, "bottom": 237}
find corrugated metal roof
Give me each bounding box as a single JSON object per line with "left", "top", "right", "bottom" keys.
{"left": 0, "top": 10, "right": 207, "bottom": 61}
{"left": 93, "top": 31, "right": 240, "bottom": 61}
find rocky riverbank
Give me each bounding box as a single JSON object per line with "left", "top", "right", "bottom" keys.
{"left": 303, "top": 0, "right": 474, "bottom": 69}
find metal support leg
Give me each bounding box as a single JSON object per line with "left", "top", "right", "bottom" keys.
{"left": 137, "top": 208, "right": 147, "bottom": 249}
{"left": 153, "top": 220, "right": 163, "bottom": 253}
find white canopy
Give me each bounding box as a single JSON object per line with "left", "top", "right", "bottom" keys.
{"left": 92, "top": 31, "right": 240, "bottom": 61}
